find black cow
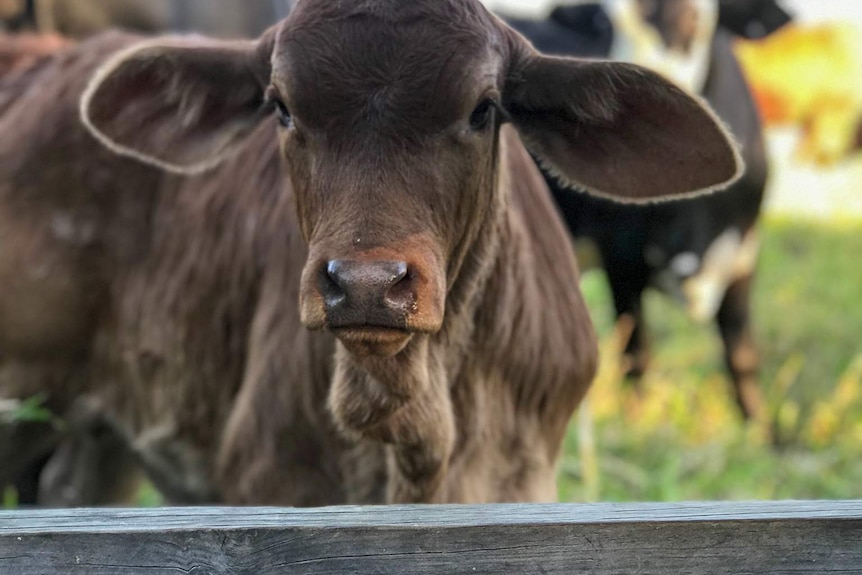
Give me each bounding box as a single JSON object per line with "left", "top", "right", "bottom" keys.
{"left": 718, "top": 0, "right": 792, "bottom": 39}
{"left": 507, "top": 0, "right": 792, "bottom": 420}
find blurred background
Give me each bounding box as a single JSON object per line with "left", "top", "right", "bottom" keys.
{"left": 500, "top": 0, "right": 862, "bottom": 502}
{"left": 2, "top": 0, "right": 861, "bottom": 505}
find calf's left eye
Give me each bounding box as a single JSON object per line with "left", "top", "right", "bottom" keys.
{"left": 274, "top": 99, "right": 293, "bottom": 128}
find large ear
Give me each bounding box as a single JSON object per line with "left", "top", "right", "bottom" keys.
{"left": 504, "top": 54, "right": 743, "bottom": 202}
{"left": 81, "top": 34, "right": 274, "bottom": 174}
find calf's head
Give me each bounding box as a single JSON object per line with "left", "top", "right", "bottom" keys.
{"left": 82, "top": 0, "right": 740, "bottom": 361}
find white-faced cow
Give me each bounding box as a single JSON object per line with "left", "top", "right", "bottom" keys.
{"left": 507, "top": 0, "right": 791, "bottom": 420}
{"left": 0, "top": 0, "right": 739, "bottom": 505}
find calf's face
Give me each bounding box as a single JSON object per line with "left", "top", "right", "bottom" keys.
{"left": 273, "top": 5, "right": 508, "bottom": 357}
{"left": 82, "top": 0, "right": 741, "bottom": 360}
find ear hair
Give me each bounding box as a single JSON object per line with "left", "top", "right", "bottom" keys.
{"left": 528, "top": 88, "right": 746, "bottom": 205}
{"left": 79, "top": 36, "right": 269, "bottom": 175}
{"left": 505, "top": 52, "right": 745, "bottom": 203}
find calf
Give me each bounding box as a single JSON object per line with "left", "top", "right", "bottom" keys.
{"left": 0, "top": 0, "right": 738, "bottom": 505}
{"left": 508, "top": 0, "right": 790, "bottom": 420}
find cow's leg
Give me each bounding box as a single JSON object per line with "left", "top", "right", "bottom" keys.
{"left": 604, "top": 262, "right": 651, "bottom": 386}
{"left": 5, "top": 435, "right": 140, "bottom": 508}
{"left": 716, "top": 272, "right": 763, "bottom": 420}
{"left": 38, "top": 421, "right": 143, "bottom": 507}
{"left": 2, "top": 397, "right": 142, "bottom": 508}
{"left": 10, "top": 450, "right": 52, "bottom": 505}
{"left": 0, "top": 421, "right": 61, "bottom": 504}
{"left": 0, "top": 362, "right": 68, "bottom": 505}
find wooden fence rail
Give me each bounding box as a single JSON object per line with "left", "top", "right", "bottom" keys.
{"left": 1, "top": 501, "right": 861, "bottom": 574}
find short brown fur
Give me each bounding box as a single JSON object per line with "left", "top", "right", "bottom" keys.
{"left": 1, "top": 0, "right": 739, "bottom": 504}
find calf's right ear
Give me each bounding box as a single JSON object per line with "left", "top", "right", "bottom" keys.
{"left": 81, "top": 35, "right": 274, "bottom": 174}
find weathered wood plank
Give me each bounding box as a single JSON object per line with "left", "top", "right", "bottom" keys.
{"left": 1, "top": 501, "right": 861, "bottom": 574}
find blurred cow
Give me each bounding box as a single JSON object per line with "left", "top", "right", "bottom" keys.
{"left": 507, "top": 0, "right": 792, "bottom": 420}
{"left": 1, "top": 0, "right": 294, "bottom": 509}
{"left": 1, "top": 0, "right": 293, "bottom": 38}
{"left": 0, "top": 0, "right": 295, "bottom": 509}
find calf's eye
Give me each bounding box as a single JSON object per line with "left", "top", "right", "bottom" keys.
{"left": 274, "top": 99, "right": 293, "bottom": 128}
{"left": 469, "top": 99, "right": 496, "bottom": 131}
{"left": 265, "top": 86, "right": 293, "bottom": 129}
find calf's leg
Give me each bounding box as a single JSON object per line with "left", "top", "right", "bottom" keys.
{"left": 716, "top": 272, "right": 763, "bottom": 420}
{"left": 604, "top": 260, "right": 651, "bottom": 386}
{"left": 38, "top": 422, "right": 143, "bottom": 507}
{"left": 0, "top": 421, "right": 60, "bottom": 504}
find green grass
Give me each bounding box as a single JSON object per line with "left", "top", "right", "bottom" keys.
{"left": 557, "top": 216, "right": 862, "bottom": 502}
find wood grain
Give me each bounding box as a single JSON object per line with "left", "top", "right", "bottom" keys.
{"left": 1, "top": 501, "right": 861, "bottom": 574}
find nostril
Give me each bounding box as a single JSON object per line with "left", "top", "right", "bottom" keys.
{"left": 326, "top": 260, "right": 344, "bottom": 287}
{"left": 323, "top": 260, "right": 347, "bottom": 305}
{"left": 385, "top": 263, "right": 415, "bottom": 308}
{"left": 322, "top": 260, "right": 414, "bottom": 313}
{"left": 387, "top": 261, "right": 409, "bottom": 288}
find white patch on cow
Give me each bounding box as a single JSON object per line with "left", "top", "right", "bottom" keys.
{"left": 50, "top": 212, "right": 96, "bottom": 246}
{"left": 602, "top": 0, "right": 718, "bottom": 94}
{"left": 671, "top": 251, "right": 701, "bottom": 277}
{"left": 682, "top": 228, "right": 759, "bottom": 322}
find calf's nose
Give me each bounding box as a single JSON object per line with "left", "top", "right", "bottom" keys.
{"left": 322, "top": 260, "right": 415, "bottom": 328}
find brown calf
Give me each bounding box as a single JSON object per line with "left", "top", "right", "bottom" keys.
{"left": 0, "top": 0, "right": 739, "bottom": 505}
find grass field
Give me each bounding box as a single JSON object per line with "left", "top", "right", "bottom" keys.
{"left": 557, "top": 216, "right": 862, "bottom": 502}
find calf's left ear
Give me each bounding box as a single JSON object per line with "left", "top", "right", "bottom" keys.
{"left": 505, "top": 54, "right": 743, "bottom": 202}
{"left": 81, "top": 35, "right": 274, "bottom": 174}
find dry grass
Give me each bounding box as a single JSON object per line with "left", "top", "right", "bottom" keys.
{"left": 558, "top": 216, "right": 862, "bottom": 502}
